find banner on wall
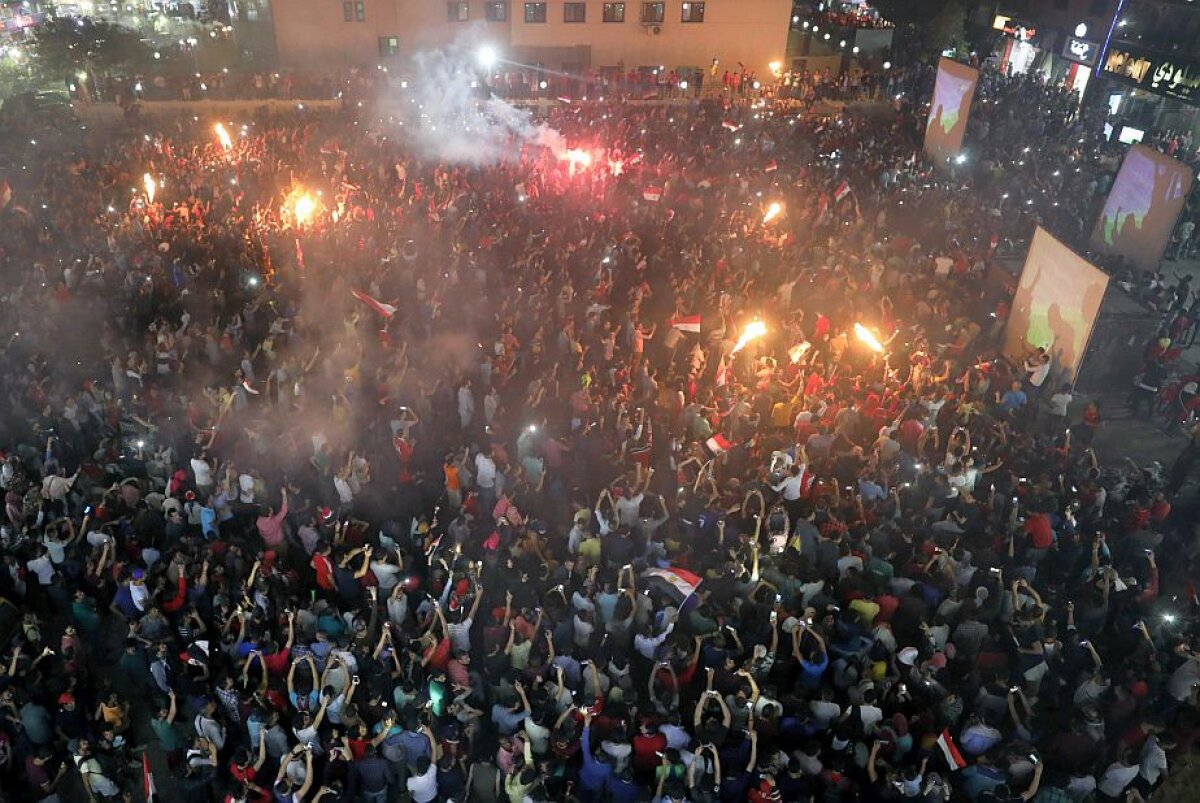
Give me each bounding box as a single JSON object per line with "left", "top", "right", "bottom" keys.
{"left": 1089, "top": 144, "right": 1195, "bottom": 272}
{"left": 924, "top": 58, "right": 979, "bottom": 167}
{"left": 1003, "top": 227, "right": 1110, "bottom": 385}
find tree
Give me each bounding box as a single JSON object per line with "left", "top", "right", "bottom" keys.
{"left": 30, "top": 19, "right": 151, "bottom": 81}
{"left": 874, "top": 0, "right": 968, "bottom": 61}
{"left": 926, "top": 0, "right": 969, "bottom": 58}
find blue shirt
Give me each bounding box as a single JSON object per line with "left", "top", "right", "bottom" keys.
{"left": 580, "top": 727, "right": 614, "bottom": 793}
{"left": 1000, "top": 389, "right": 1027, "bottom": 412}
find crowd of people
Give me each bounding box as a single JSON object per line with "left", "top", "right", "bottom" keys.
{"left": 0, "top": 56, "right": 1199, "bottom": 803}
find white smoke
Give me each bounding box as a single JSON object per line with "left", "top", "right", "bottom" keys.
{"left": 398, "top": 44, "right": 567, "bottom": 165}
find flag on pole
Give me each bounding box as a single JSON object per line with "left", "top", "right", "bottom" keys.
{"left": 936, "top": 729, "right": 967, "bottom": 771}
{"left": 834, "top": 181, "right": 852, "bottom": 204}
{"left": 351, "top": 288, "right": 397, "bottom": 319}
{"left": 643, "top": 186, "right": 663, "bottom": 202}
{"left": 764, "top": 159, "right": 778, "bottom": 173}
{"left": 669, "top": 315, "right": 702, "bottom": 333}
{"left": 642, "top": 567, "right": 703, "bottom": 603}
{"left": 705, "top": 433, "right": 736, "bottom": 455}
{"left": 143, "top": 752, "right": 158, "bottom": 802}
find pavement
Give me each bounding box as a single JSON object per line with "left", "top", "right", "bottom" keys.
{"left": 1081, "top": 251, "right": 1200, "bottom": 473}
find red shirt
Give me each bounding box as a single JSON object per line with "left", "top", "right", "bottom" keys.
{"left": 631, "top": 732, "right": 667, "bottom": 773}
{"left": 1024, "top": 514, "right": 1054, "bottom": 549}
{"left": 312, "top": 554, "right": 335, "bottom": 590}
{"left": 229, "top": 763, "right": 269, "bottom": 802}
{"left": 262, "top": 648, "right": 290, "bottom": 677}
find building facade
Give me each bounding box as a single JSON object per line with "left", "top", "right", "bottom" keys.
{"left": 982, "top": 0, "right": 1199, "bottom": 137}
{"left": 271, "top": 0, "right": 792, "bottom": 81}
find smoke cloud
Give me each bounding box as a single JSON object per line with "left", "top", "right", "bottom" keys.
{"left": 398, "top": 44, "right": 567, "bottom": 165}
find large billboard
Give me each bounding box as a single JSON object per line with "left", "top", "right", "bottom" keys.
{"left": 1089, "top": 144, "right": 1194, "bottom": 272}
{"left": 924, "top": 58, "right": 978, "bottom": 166}
{"left": 1004, "top": 228, "right": 1110, "bottom": 385}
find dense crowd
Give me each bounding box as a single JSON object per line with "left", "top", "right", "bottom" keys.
{"left": 0, "top": 60, "right": 1199, "bottom": 803}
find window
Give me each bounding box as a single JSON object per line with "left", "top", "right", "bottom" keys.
{"left": 524, "top": 2, "right": 547, "bottom": 22}
{"left": 603, "top": 2, "right": 625, "bottom": 22}
{"left": 355, "top": 2, "right": 364, "bottom": 20}
{"left": 447, "top": 1, "right": 468, "bottom": 21}
{"left": 343, "top": 1, "right": 364, "bottom": 21}
{"left": 564, "top": 1, "right": 586, "bottom": 22}
{"left": 681, "top": 1, "right": 703, "bottom": 22}
{"left": 343, "top": 1, "right": 353, "bottom": 21}
{"left": 378, "top": 36, "right": 399, "bottom": 56}
{"left": 485, "top": 1, "right": 508, "bottom": 20}
{"left": 641, "top": 1, "right": 663, "bottom": 23}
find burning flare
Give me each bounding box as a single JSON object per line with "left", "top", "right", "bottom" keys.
{"left": 731, "top": 320, "right": 768, "bottom": 355}
{"left": 854, "top": 323, "right": 885, "bottom": 353}
{"left": 284, "top": 188, "right": 322, "bottom": 228}
{"left": 214, "top": 122, "right": 233, "bottom": 152}
{"left": 762, "top": 202, "right": 783, "bottom": 225}
{"left": 143, "top": 173, "right": 156, "bottom": 203}
{"left": 293, "top": 194, "right": 317, "bottom": 226}
{"left": 562, "top": 148, "right": 593, "bottom": 177}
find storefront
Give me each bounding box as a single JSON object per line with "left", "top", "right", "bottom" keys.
{"left": 1056, "top": 33, "right": 1099, "bottom": 97}
{"left": 1097, "top": 42, "right": 1200, "bottom": 139}
{"left": 991, "top": 14, "right": 1055, "bottom": 80}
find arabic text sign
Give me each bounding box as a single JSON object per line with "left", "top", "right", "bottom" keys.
{"left": 1100, "top": 45, "right": 1200, "bottom": 104}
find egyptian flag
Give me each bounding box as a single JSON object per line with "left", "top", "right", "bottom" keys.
{"left": 294, "top": 237, "right": 305, "bottom": 269}
{"left": 936, "top": 729, "right": 967, "bottom": 771}
{"left": 765, "top": 159, "right": 778, "bottom": 173}
{"left": 705, "top": 433, "right": 736, "bottom": 456}
{"left": 143, "top": 751, "right": 158, "bottom": 801}
{"left": 721, "top": 120, "right": 742, "bottom": 132}
{"left": 627, "top": 153, "right": 644, "bottom": 167}
{"left": 670, "top": 315, "right": 701, "bottom": 333}
{"left": 0, "top": 181, "right": 11, "bottom": 211}
{"left": 642, "top": 567, "right": 703, "bottom": 604}
{"left": 643, "top": 186, "right": 663, "bottom": 202}
{"left": 556, "top": 96, "right": 574, "bottom": 104}
{"left": 834, "top": 180, "right": 852, "bottom": 204}
{"left": 351, "top": 288, "right": 397, "bottom": 319}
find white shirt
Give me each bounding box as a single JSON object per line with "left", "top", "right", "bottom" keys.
{"left": 407, "top": 764, "right": 438, "bottom": 803}
{"left": 1049, "top": 392, "right": 1072, "bottom": 417}
{"left": 447, "top": 618, "right": 473, "bottom": 654}
{"left": 1140, "top": 735, "right": 1168, "bottom": 784}
{"left": 190, "top": 458, "right": 213, "bottom": 487}
{"left": 334, "top": 476, "right": 354, "bottom": 504}
{"left": 26, "top": 555, "right": 53, "bottom": 586}
{"left": 1097, "top": 761, "right": 1139, "bottom": 797}
{"left": 1027, "top": 359, "right": 1051, "bottom": 387}
{"left": 615, "top": 493, "right": 644, "bottom": 527}
{"left": 474, "top": 453, "right": 496, "bottom": 489}
{"left": 772, "top": 469, "right": 807, "bottom": 501}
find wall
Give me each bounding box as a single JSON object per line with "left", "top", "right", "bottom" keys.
{"left": 272, "top": 0, "right": 508, "bottom": 69}
{"left": 272, "top": 0, "right": 791, "bottom": 76}
{"left": 508, "top": 0, "right": 792, "bottom": 76}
